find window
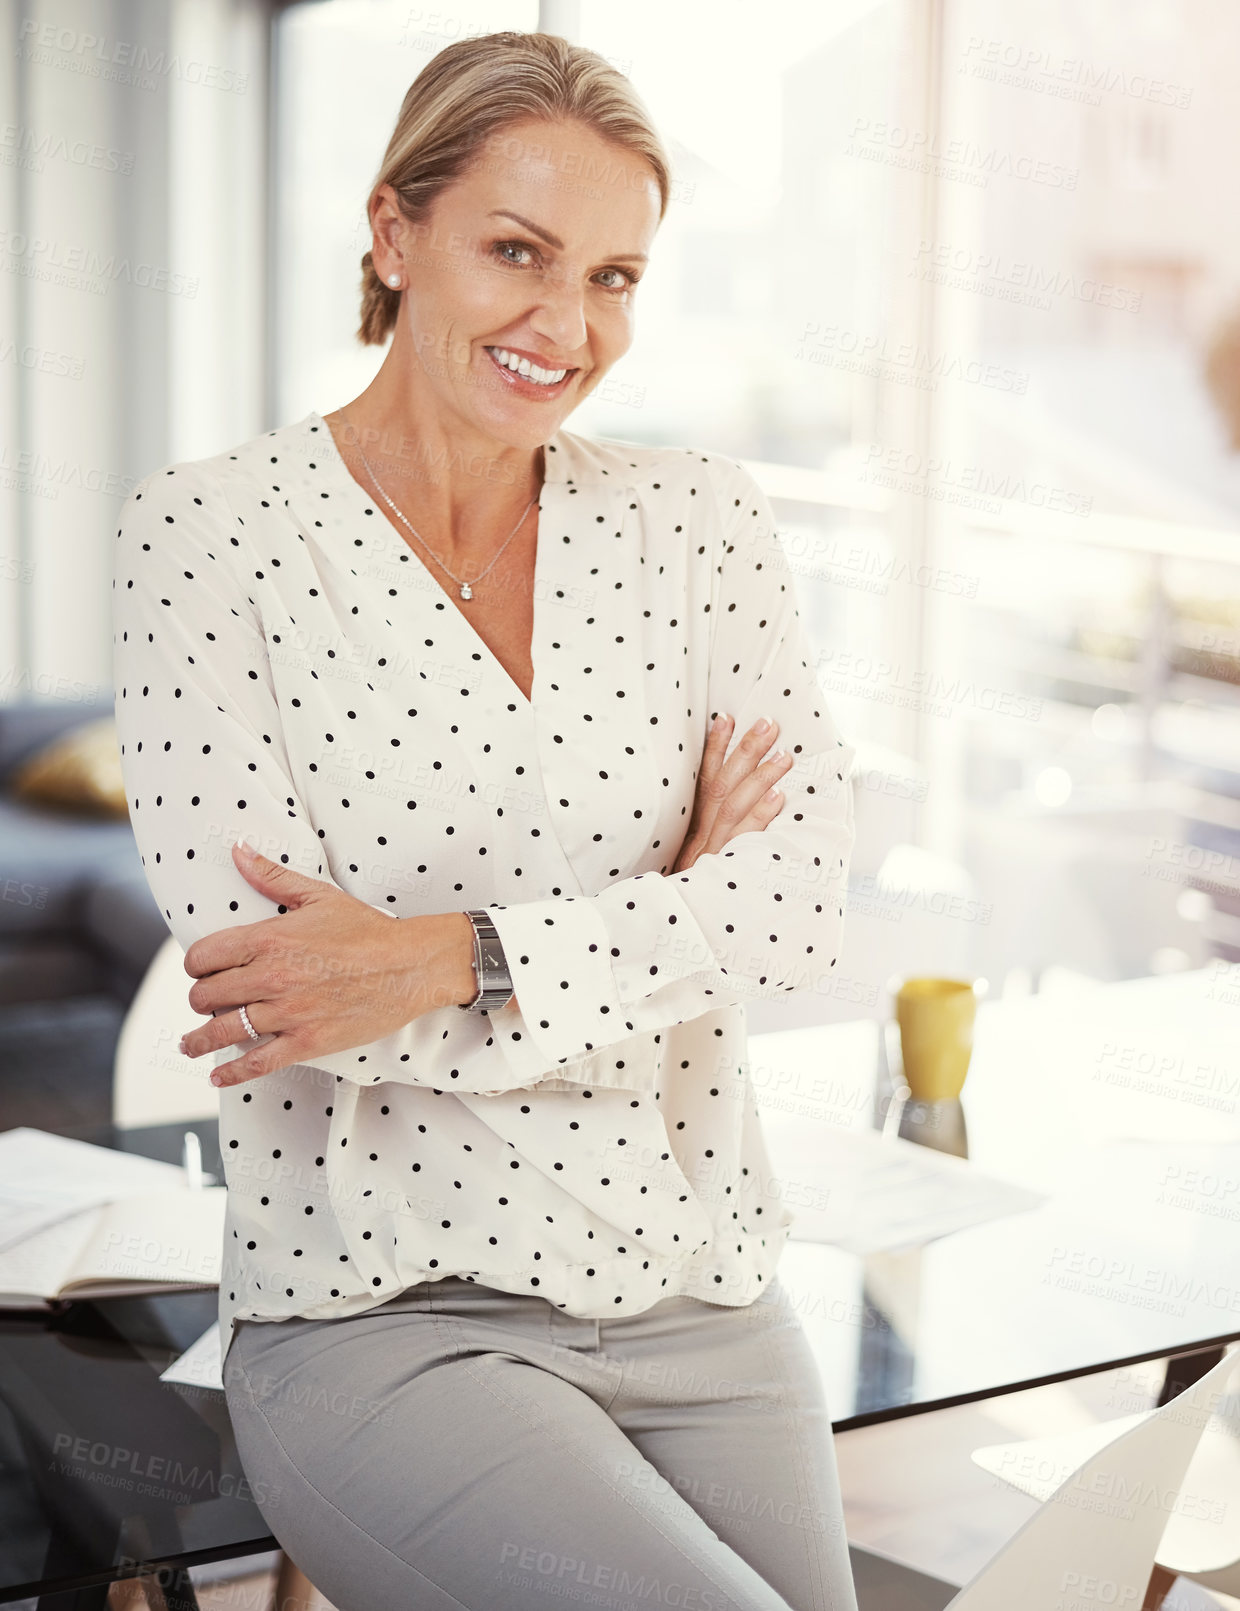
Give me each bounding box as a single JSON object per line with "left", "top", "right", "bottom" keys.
{"left": 273, "top": 0, "right": 1240, "bottom": 1002}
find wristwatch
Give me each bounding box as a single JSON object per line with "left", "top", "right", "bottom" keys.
{"left": 458, "top": 908, "right": 514, "bottom": 1013}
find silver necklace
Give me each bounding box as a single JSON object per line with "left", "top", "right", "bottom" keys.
{"left": 341, "top": 412, "right": 539, "bottom": 601}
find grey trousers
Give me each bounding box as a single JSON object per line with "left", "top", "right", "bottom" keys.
{"left": 223, "top": 1272, "right": 859, "bottom": 1611}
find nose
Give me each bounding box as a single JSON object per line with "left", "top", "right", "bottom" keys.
{"left": 528, "top": 267, "right": 587, "bottom": 355}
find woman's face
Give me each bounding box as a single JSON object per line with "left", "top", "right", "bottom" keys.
{"left": 373, "top": 116, "right": 662, "bottom": 454}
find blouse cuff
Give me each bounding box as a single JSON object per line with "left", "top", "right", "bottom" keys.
{"left": 486, "top": 872, "right": 728, "bottom": 1069}
{"left": 484, "top": 1004, "right": 668, "bottom": 1096}
{"left": 485, "top": 894, "right": 627, "bottom": 1066}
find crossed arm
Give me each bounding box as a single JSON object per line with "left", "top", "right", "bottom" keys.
{"left": 113, "top": 455, "right": 855, "bottom": 1094}
{"left": 173, "top": 708, "right": 797, "bottom": 1084}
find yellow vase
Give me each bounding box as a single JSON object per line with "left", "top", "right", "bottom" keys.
{"left": 894, "top": 977, "right": 982, "bottom": 1103}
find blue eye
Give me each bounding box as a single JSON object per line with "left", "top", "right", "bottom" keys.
{"left": 596, "top": 267, "right": 640, "bottom": 292}
{"left": 494, "top": 240, "right": 536, "bottom": 267}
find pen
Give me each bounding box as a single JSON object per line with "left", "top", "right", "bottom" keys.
{"left": 182, "top": 1129, "right": 203, "bottom": 1191}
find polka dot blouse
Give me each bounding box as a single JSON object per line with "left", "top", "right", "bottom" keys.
{"left": 111, "top": 409, "right": 857, "bottom": 1369}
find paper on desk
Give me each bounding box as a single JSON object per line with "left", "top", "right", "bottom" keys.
{"left": 161, "top": 1319, "right": 224, "bottom": 1392}
{"left": 0, "top": 1127, "right": 195, "bottom": 1253}
{"left": 761, "top": 1118, "right": 1046, "bottom": 1255}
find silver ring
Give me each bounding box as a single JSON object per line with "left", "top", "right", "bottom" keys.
{"left": 238, "top": 1004, "right": 261, "bottom": 1042}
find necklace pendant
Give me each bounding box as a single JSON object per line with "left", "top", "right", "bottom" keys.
{"left": 459, "top": 582, "right": 473, "bottom": 601}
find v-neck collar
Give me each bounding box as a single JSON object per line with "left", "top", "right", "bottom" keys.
{"left": 303, "top": 408, "right": 574, "bottom": 713}
{"left": 276, "top": 412, "right": 655, "bottom": 899}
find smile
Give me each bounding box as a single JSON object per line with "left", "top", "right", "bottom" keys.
{"left": 484, "top": 345, "right": 577, "bottom": 395}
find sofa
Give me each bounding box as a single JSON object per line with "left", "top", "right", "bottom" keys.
{"left": 0, "top": 696, "right": 169, "bottom": 1132}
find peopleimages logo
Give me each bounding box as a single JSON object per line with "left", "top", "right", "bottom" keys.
{"left": 960, "top": 35, "right": 1193, "bottom": 110}
{"left": 0, "top": 123, "right": 136, "bottom": 175}
{"left": 0, "top": 445, "right": 137, "bottom": 499}
{"left": 846, "top": 118, "right": 1078, "bottom": 190}
{"left": 910, "top": 240, "right": 1142, "bottom": 315}
{"left": 0, "top": 230, "right": 198, "bottom": 298}
{"left": 763, "top": 524, "right": 983, "bottom": 595}
{"left": 15, "top": 19, "right": 250, "bottom": 93}
{"left": 858, "top": 443, "right": 1093, "bottom": 518}
{"left": 814, "top": 650, "right": 1044, "bottom": 724}
{"left": 796, "top": 320, "right": 1029, "bottom": 394}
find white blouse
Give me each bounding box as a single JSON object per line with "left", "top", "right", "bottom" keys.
{"left": 111, "top": 409, "right": 856, "bottom": 1368}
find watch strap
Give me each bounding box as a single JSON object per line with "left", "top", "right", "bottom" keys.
{"left": 459, "top": 908, "right": 513, "bottom": 1012}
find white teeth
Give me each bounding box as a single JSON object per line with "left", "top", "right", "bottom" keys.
{"left": 488, "top": 347, "right": 568, "bottom": 386}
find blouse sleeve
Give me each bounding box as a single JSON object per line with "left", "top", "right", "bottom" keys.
{"left": 111, "top": 459, "right": 574, "bottom": 1098}
{"left": 484, "top": 456, "right": 857, "bottom": 1084}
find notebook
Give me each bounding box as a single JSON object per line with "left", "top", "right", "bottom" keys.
{"left": 0, "top": 1186, "right": 227, "bottom": 1309}
{"left": 0, "top": 1126, "right": 199, "bottom": 1252}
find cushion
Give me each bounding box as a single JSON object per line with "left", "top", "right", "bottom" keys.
{"left": 8, "top": 716, "right": 129, "bottom": 819}
{"left": 0, "top": 698, "right": 113, "bottom": 784}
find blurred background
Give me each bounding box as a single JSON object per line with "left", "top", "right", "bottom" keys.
{"left": 3, "top": 0, "right": 1240, "bottom": 1120}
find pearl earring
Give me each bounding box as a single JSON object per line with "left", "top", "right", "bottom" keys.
{"left": 387, "top": 274, "right": 401, "bottom": 288}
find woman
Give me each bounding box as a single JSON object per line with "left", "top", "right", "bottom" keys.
{"left": 112, "top": 31, "right": 858, "bottom": 1611}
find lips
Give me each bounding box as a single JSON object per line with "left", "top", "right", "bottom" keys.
{"left": 482, "top": 345, "right": 578, "bottom": 400}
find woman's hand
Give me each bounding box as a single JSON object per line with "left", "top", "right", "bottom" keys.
{"left": 671, "top": 713, "right": 794, "bottom": 873}
{"left": 177, "top": 839, "right": 476, "bottom": 1088}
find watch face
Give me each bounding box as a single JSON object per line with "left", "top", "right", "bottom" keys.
{"left": 479, "top": 941, "right": 506, "bottom": 972}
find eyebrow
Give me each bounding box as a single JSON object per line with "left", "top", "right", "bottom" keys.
{"left": 487, "top": 209, "right": 649, "bottom": 264}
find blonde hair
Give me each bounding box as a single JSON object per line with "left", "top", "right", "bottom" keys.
{"left": 357, "top": 31, "right": 672, "bottom": 346}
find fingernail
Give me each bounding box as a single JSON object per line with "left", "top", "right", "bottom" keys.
{"left": 210, "top": 1072, "right": 224, "bottom": 1087}
{"left": 178, "top": 1037, "right": 188, "bottom": 1056}
{"left": 772, "top": 749, "right": 787, "bottom": 762}
{"left": 754, "top": 716, "right": 771, "bottom": 734}
{"left": 235, "top": 831, "right": 259, "bottom": 856}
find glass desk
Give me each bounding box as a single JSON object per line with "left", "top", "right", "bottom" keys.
{"left": 0, "top": 1120, "right": 258, "bottom": 1609}
{"left": 757, "top": 968, "right": 1240, "bottom": 1424}
{"left": 3, "top": 966, "right": 1238, "bottom": 1605}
